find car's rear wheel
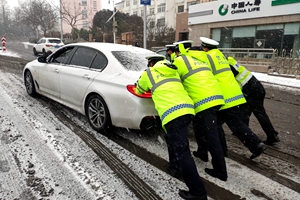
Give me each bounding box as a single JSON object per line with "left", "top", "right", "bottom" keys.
{"left": 86, "top": 94, "right": 111, "bottom": 132}
{"left": 33, "top": 48, "right": 38, "bottom": 56}
{"left": 24, "top": 70, "right": 37, "bottom": 97}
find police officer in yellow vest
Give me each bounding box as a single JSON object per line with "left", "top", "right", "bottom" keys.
{"left": 227, "top": 56, "right": 280, "bottom": 145}
{"left": 173, "top": 40, "right": 228, "bottom": 182}
{"left": 165, "top": 44, "right": 176, "bottom": 63}
{"left": 199, "top": 36, "right": 266, "bottom": 160}
{"left": 135, "top": 55, "right": 207, "bottom": 200}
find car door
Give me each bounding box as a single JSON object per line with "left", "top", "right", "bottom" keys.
{"left": 59, "top": 47, "right": 101, "bottom": 108}
{"left": 38, "top": 46, "right": 76, "bottom": 98}
{"left": 36, "top": 39, "right": 46, "bottom": 52}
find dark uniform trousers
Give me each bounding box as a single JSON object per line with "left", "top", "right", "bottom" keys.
{"left": 217, "top": 106, "right": 263, "bottom": 154}
{"left": 239, "top": 76, "right": 279, "bottom": 139}
{"left": 165, "top": 114, "right": 207, "bottom": 197}
{"left": 193, "top": 106, "right": 227, "bottom": 178}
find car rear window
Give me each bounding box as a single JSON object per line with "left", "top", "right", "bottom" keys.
{"left": 48, "top": 39, "right": 62, "bottom": 43}
{"left": 112, "top": 50, "right": 154, "bottom": 71}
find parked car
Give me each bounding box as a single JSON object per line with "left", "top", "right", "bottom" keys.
{"left": 33, "top": 37, "right": 64, "bottom": 56}
{"left": 24, "top": 42, "right": 160, "bottom": 132}
{"left": 155, "top": 48, "right": 167, "bottom": 56}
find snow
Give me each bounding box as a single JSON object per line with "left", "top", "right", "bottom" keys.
{"left": 0, "top": 49, "right": 21, "bottom": 58}
{"left": 0, "top": 49, "right": 300, "bottom": 200}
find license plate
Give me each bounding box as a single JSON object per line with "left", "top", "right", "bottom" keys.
{"left": 55, "top": 45, "right": 59, "bottom": 48}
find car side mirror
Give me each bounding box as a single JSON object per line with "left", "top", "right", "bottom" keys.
{"left": 37, "top": 56, "right": 47, "bottom": 63}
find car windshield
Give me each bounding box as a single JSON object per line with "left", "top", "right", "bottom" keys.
{"left": 112, "top": 50, "right": 155, "bottom": 71}
{"left": 48, "top": 39, "right": 61, "bottom": 43}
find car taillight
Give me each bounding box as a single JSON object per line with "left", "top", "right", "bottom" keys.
{"left": 46, "top": 44, "right": 53, "bottom": 47}
{"left": 127, "top": 84, "right": 152, "bottom": 98}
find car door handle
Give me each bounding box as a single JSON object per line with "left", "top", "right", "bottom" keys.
{"left": 54, "top": 69, "right": 59, "bottom": 73}
{"left": 83, "top": 74, "right": 90, "bottom": 79}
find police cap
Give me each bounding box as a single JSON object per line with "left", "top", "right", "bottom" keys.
{"left": 165, "top": 44, "right": 176, "bottom": 51}
{"left": 200, "top": 37, "right": 219, "bottom": 48}
{"left": 145, "top": 55, "right": 165, "bottom": 66}
{"left": 173, "top": 40, "right": 194, "bottom": 50}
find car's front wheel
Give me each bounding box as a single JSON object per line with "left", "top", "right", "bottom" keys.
{"left": 33, "top": 48, "right": 38, "bottom": 56}
{"left": 86, "top": 94, "right": 111, "bottom": 132}
{"left": 24, "top": 70, "right": 37, "bottom": 97}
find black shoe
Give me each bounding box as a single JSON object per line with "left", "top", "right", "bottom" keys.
{"left": 193, "top": 151, "right": 208, "bottom": 162}
{"left": 250, "top": 143, "right": 266, "bottom": 159}
{"left": 204, "top": 168, "right": 227, "bottom": 181}
{"left": 178, "top": 190, "right": 208, "bottom": 200}
{"left": 167, "top": 163, "right": 181, "bottom": 178}
{"left": 263, "top": 135, "right": 280, "bottom": 146}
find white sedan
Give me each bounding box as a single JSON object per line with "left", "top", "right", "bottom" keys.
{"left": 23, "top": 42, "right": 160, "bottom": 132}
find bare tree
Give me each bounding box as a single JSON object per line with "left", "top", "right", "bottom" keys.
{"left": 146, "top": 18, "right": 175, "bottom": 50}
{"left": 0, "top": 0, "right": 8, "bottom": 34}
{"left": 59, "top": 0, "right": 82, "bottom": 39}
{"left": 36, "top": 0, "right": 58, "bottom": 36}
{"left": 19, "top": 0, "right": 58, "bottom": 37}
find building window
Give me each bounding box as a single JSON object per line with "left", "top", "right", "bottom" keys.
{"left": 82, "top": 21, "right": 88, "bottom": 28}
{"left": 157, "top": 3, "right": 165, "bottom": 13}
{"left": 178, "top": 5, "right": 184, "bottom": 13}
{"left": 133, "top": 0, "right": 137, "bottom": 5}
{"left": 157, "top": 18, "right": 165, "bottom": 26}
{"left": 133, "top": 11, "right": 137, "bottom": 15}
{"left": 187, "top": 0, "right": 200, "bottom": 11}
{"left": 93, "top": 1, "right": 97, "bottom": 11}
{"left": 82, "top": 0, "right": 87, "bottom": 6}
{"left": 82, "top": 10, "right": 87, "bottom": 19}
{"left": 126, "top": 1, "right": 130, "bottom": 7}
{"left": 150, "top": 8, "right": 154, "bottom": 15}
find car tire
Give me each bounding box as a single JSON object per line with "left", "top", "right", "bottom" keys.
{"left": 86, "top": 94, "right": 112, "bottom": 132}
{"left": 24, "top": 70, "right": 37, "bottom": 97}
{"left": 33, "top": 48, "right": 38, "bottom": 56}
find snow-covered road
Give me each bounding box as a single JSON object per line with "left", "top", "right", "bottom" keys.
{"left": 0, "top": 52, "right": 300, "bottom": 200}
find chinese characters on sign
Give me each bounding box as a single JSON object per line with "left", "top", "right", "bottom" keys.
{"left": 231, "top": 0, "right": 261, "bottom": 14}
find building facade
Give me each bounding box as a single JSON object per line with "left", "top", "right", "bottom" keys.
{"left": 61, "top": 0, "right": 102, "bottom": 34}
{"left": 115, "top": 0, "right": 207, "bottom": 29}
{"left": 187, "top": 0, "right": 300, "bottom": 56}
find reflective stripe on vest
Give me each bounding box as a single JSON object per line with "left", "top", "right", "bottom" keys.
{"left": 146, "top": 68, "right": 181, "bottom": 93}
{"left": 207, "top": 54, "right": 231, "bottom": 75}
{"left": 225, "top": 94, "right": 245, "bottom": 104}
{"left": 231, "top": 61, "right": 253, "bottom": 87}
{"left": 180, "top": 55, "right": 224, "bottom": 109}
{"left": 181, "top": 55, "right": 211, "bottom": 81}
{"left": 161, "top": 103, "right": 194, "bottom": 122}
{"left": 146, "top": 68, "right": 193, "bottom": 122}
{"left": 206, "top": 54, "right": 245, "bottom": 106}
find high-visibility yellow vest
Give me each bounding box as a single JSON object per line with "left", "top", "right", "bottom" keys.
{"left": 204, "top": 49, "right": 246, "bottom": 110}
{"left": 173, "top": 54, "right": 225, "bottom": 113}
{"left": 227, "top": 56, "right": 253, "bottom": 88}
{"left": 136, "top": 60, "right": 195, "bottom": 129}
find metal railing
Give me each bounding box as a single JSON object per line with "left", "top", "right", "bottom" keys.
{"left": 219, "top": 48, "right": 300, "bottom": 76}
{"left": 272, "top": 49, "right": 300, "bottom": 76}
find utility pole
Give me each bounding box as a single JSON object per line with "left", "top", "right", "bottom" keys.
{"left": 59, "top": 0, "right": 63, "bottom": 41}
{"left": 107, "top": 0, "right": 117, "bottom": 44}
{"left": 140, "top": 0, "right": 150, "bottom": 49}
{"left": 143, "top": 4, "right": 146, "bottom": 49}
{"left": 113, "top": 0, "right": 116, "bottom": 44}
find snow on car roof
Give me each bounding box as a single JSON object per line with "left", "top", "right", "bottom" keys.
{"left": 68, "top": 42, "right": 153, "bottom": 53}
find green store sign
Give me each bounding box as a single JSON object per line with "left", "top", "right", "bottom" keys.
{"left": 272, "top": 0, "right": 300, "bottom": 6}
